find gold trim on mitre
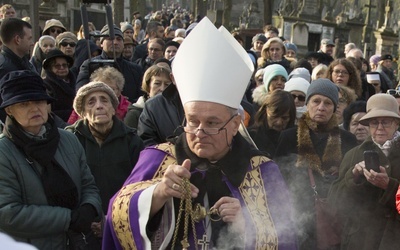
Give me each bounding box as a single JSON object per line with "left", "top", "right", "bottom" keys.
{"left": 172, "top": 17, "right": 254, "bottom": 109}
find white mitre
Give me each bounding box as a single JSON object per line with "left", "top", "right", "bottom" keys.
{"left": 172, "top": 17, "right": 254, "bottom": 109}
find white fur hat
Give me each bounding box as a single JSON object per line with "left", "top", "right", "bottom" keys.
{"left": 172, "top": 17, "right": 254, "bottom": 109}
{"left": 284, "top": 77, "right": 310, "bottom": 95}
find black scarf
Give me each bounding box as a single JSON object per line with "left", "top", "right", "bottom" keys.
{"left": 3, "top": 115, "right": 78, "bottom": 209}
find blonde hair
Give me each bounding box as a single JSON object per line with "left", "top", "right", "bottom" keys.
{"left": 90, "top": 66, "right": 125, "bottom": 92}
{"left": 142, "top": 65, "right": 171, "bottom": 94}
{"left": 311, "top": 64, "right": 328, "bottom": 81}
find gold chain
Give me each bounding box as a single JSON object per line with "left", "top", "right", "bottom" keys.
{"left": 171, "top": 178, "right": 198, "bottom": 250}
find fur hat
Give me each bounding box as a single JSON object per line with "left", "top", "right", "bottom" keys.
{"left": 100, "top": 24, "right": 124, "bottom": 43}
{"left": 42, "top": 19, "right": 66, "bottom": 35}
{"left": 263, "top": 64, "right": 288, "bottom": 92}
{"left": 73, "top": 82, "right": 119, "bottom": 117}
{"left": 306, "top": 78, "right": 339, "bottom": 111}
{"left": 359, "top": 93, "right": 400, "bottom": 125}
{"left": 0, "top": 70, "right": 55, "bottom": 108}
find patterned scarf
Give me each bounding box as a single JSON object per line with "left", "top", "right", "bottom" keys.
{"left": 296, "top": 112, "right": 342, "bottom": 175}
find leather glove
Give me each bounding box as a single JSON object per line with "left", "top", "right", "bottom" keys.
{"left": 69, "top": 204, "right": 98, "bottom": 233}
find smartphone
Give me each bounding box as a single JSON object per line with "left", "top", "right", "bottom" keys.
{"left": 363, "top": 150, "right": 380, "bottom": 172}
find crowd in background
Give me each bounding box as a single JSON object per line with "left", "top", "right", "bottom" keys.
{"left": 1, "top": 2, "right": 400, "bottom": 250}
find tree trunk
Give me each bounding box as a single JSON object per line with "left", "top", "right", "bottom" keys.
{"left": 130, "top": 0, "right": 147, "bottom": 22}
{"left": 193, "top": 0, "right": 206, "bottom": 19}
{"left": 112, "top": 0, "right": 124, "bottom": 24}
{"left": 223, "top": 0, "right": 232, "bottom": 28}
{"left": 264, "top": 0, "right": 273, "bottom": 25}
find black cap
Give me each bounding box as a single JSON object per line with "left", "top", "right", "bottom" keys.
{"left": 0, "top": 70, "right": 55, "bottom": 108}
{"left": 381, "top": 54, "right": 393, "bottom": 61}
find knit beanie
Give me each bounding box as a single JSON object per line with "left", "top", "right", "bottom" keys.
{"left": 284, "top": 77, "right": 310, "bottom": 95}
{"left": 73, "top": 82, "right": 119, "bottom": 117}
{"left": 100, "top": 24, "right": 124, "bottom": 43}
{"left": 284, "top": 43, "right": 298, "bottom": 53}
{"left": 120, "top": 22, "right": 134, "bottom": 33}
{"left": 369, "top": 55, "right": 381, "bottom": 65}
{"left": 263, "top": 64, "right": 288, "bottom": 92}
{"left": 306, "top": 78, "right": 339, "bottom": 111}
{"left": 252, "top": 33, "right": 267, "bottom": 44}
{"left": 288, "top": 67, "right": 311, "bottom": 82}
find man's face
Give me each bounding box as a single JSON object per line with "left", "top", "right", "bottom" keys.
{"left": 321, "top": 44, "right": 334, "bottom": 55}
{"left": 101, "top": 36, "right": 124, "bottom": 57}
{"left": 147, "top": 41, "right": 163, "bottom": 60}
{"left": 382, "top": 59, "right": 392, "bottom": 69}
{"left": 157, "top": 26, "right": 165, "bottom": 38}
{"left": 184, "top": 101, "right": 240, "bottom": 161}
{"left": 123, "top": 44, "right": 134, "bottom": 59}
{"left": 3, "top": 7, "right": 16, "bottom": 19}
{"left": 17, "top": 27, "right": 34, "bottom": 57}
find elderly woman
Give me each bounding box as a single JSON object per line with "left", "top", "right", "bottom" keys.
{"left": 124, "top": 65, "right": 172, "bottom": 129}
{"left": 30, "top": 35, "right": 56, "bottom": 75}
{"left": 257, "top": 37, "right": 291, "bottom": 72}
{"left": 342, "top": 100, "right": 369, "bottom": 144}
{"left": 42, "top": 49, "right": 76, "bottom": 122}
{"left": 249, "top": 90, "right": 296, "bottom": 157}
{"left": 66, "top": 81, "right": 144, "bottom": 215}
{"left": 275, "top": 79, "right": 358, "bottom": 250}
{"left": 327, "top": 58, "right": 362, "bottom": 98}
{"left": 252, "top": 64, "right": 288, "bottom": 111}
{"left": 68, "top": 66, "right": 130, "bottom": 124}
{"left": 55, "top": 32, "right": 78, "bottom": 58}
{"left": 0, "top": 71, "right": 101, "bottom": 249}
{"left": 329, "top": 93, "right": 400, "bottom": 249}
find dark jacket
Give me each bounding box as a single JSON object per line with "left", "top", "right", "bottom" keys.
{"left": 124, "top": 95, "right": 147, "bottom": 129}
{"left": 138, "top": 84, "right": 185, "bottom": 147}
{"left": 132, "top": 40, "right": 148, "bottom": 62}
{"left": 0, "top": 46, "right": 38, "bottom": 121}
{"left": 328, "top": 136, "right": 400, "bottom": 250}
{"left": 43, "top": 71, "right": 76, "bottom": 122}
{"left": 274, "top": 125, "right": 357, "bottom": 250}
{"left": 65, "top": 117, "right": 144, "bottom": 212}
{"left": 75, "top": 51, "right": 143, "bottom": 102}
{"left": 248, "top": 125, "right": 281, "bottom": 158}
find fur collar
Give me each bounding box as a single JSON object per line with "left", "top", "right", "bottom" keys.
{"left": 296, "top": 112, "right": 342, "bottom": 175}
{"left": 252, "top": 85, "right": 268, "bottom": 106}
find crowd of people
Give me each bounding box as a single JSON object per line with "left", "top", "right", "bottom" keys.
{"left": 1, "top": 3, "right": 400, "bottom": 250}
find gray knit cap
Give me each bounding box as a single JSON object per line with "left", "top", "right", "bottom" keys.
{"left": 100, "top": 24, "right": 124, "bottom": 43}
{"left": 306, "top": 78, "right": 339, "bottom": 111}
{"left": 73, "top": 81, "right": 119, "bottom": 117}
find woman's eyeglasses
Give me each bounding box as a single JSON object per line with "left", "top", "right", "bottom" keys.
{"left": 60, "top": 42, "right": 76, "bottom": 47}
{"left": 291, "top": 94, "right": 306, "bottom": 102}
{"left": 50, "top": 28, "right": 63, "bottom": 34}
{"left": 368, "top": 119, "right": 394, "bottom": 128}
{"left": 332, "top": 70, "right": 350, "bottom": 76}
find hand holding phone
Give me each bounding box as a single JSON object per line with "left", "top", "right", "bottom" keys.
{"left": 363, "top": 150, "right": 380, "bottom": 172}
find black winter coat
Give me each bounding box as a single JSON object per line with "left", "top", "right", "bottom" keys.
{"left": 43, "top": 71, "right": 76, "bottom": 122}
{"left": 75, "top": 51, "right": 143, "bottom": 102}
{"left": 65, "top": 117, "right": 144, "bottom": 212}
{"left": 137, "top": 84, "right": 185, "bottom": 147}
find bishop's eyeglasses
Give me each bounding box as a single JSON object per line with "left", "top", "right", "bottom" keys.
{"left": 181, "top": 114, "right": 238, "bottom": 135}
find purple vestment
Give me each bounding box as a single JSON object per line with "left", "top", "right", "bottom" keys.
{"left": 102, "top": 142, "right": 298, "bottom": 250}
